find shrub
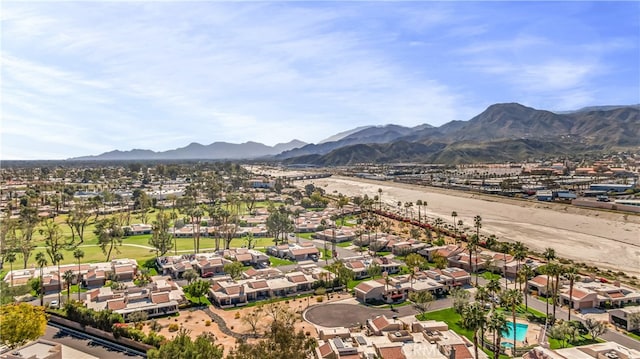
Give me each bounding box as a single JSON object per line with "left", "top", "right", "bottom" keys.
{"left": 205, "top": 320, "right": 211, "bottom": 327}
{"left": 316, "top": 296, "right": 324, "bottom": 302}
{"left": 234, "top": 312, "right": 241, "bottom": 319}
{"left": 168, "top": 323, "right": 179, "bottom": 332}
{"left": 149, "top": 320, "right": 162, "bottom": 332}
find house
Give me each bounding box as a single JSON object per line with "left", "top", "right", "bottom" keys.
{"left": 266, "top": 243, "right": 319, "bottom": 262}
{"left": 219, "top": 248, "right": 269, "bottom": 266}
{"left": 314, "top": 227, "right": 356, "bottom": 243}
{"left": 527, "top": 275, "right": 556, "bottom": 297}
{"left": 367, "top": 315, "right": 402, "bottom": 335}
{"left": 609, "top": 306, "right": 640, "bottom": 331}
{"left": 85, "top": 275, "right": 184, "bottom": 320}
{"left": 124, "top": 223, "right": 152, "bottom": 235}
{"left": 83, "top": 269, "right": 107, "bottom": 288}
{"left": 0, "top": 339, "right": 62, "bottom": 359}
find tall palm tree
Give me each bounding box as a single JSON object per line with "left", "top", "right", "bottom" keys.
{"left": 543, "top": 247, "right": 556, "bottom": 320}
{"left": 502, "top": 289, "right": 523, "bottom": 352}
{"left": 475, "top": 285, "right": 490, "bottom": 308}
{"left": 416, "top": 200, "right": 423, "bottom": 222}
{"left": 519, "top": 264, "right": 534, "bottom": 311}
{"left": 468, "top": 235, "right": 479, "bottom": 286}
{"left": 473, "top": 215, "right": 482, "bottom": 242}
{"left": 547, "top": 263, "right": 564, "bottom": 320}
{"left": 451, "top": 211, "right": 458, "bottom": 239}
{"left": 377, "top": 188, "right": 382, "bottom": 211}
{"left": 62, "top": 270, "right": 75, "bottom": 303}
{"left": 486, "top": 278, "right": 501, "bottom": 309}
{"left": 4, "top": 252, "right": 16, "bottom": 287}
{"left": 54, "top": 252, "right": 64, "bottom": 306}
{"left": 462, "top": 303, "right": 486, "bottom": 359}
{"left": 73, "top": 249, "right": 84, "bottom": 301}
{"left": 564, "top": 265, "right": 579, "bottom": 321}
{"left": 36, "top": 252, "right": 48, "bottom": 306}
{"left": 487, "top": 311, "right": 508, "bottom": 359}
{"left": 512, "top": 241, "right": 527, "bottom": 290}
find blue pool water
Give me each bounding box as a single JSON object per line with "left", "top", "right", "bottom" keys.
{"left": 501, "top": 342, "right": 514, "bottom": 348}
{"left": 501, "top": 322, "right": 528, "bottom": 342}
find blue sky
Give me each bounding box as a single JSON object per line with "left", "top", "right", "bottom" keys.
{"left": 2, "top": 1, "right": 639, "bottom": 160}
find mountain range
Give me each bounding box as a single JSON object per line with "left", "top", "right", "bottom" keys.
{"left": 71, "top": 103, "right": 640, "bottom": 164}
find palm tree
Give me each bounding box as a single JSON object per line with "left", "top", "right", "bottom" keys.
{"left": 54, "top": 252, "right": 64, "bottom": 306}
{"left": 543, "top": 247, "right": 556, "bottom": 320}
{"left": 487, "top": 311, "right": 508, "bottom": 359}
{"left": 519, "top": 264, "right": 534, "bottom": 311}
{"left": 511, "top": 241, "right": 527, "bottom": 290}
{"left": 473, "top": 215, "right": 482, "bottom": 242}
{"left": 475, "top": 285, "right": 490, "bottom": 308}
{"left": 36, "top": 252, "right": 48, "bottom": 306}
{"left": 377, "top": 188, "right": 382, "bottom": 211}
{"left": 416, "top": 200, "right": 423, "bottom": 222}
{"left": 467, "top": 235, "right": 479, "bottom": 286}
{"left": 462, "top": 303, "right": 486, "bottom": 359}
{"left": 502, "top": 289, "right": 523, "bottom": 352}
{"left": 62, "top": 270, "right": 75, "bottom": 303}
{"left": 486, "top": 278, "right": 501, "bottom": 309}
{"left": 4, "top": 252, "right": 16, "bottom": 287}
{"left": 73, "top": 249, "right": 84, "bottom": 301}
{"left": 564, "top": 265, "right": 579, "bottom": 321}
{"left": 547, "top": 263, "right": 564, "bottom": 320}
{"left": 451, "top": 211, "right": 458, "bottom": 239}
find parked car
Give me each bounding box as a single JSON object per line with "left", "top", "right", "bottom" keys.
{"left": 49, "top": 300, "right": 59, "bottom": 308}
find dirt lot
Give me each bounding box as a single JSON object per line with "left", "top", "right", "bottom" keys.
{"left": 300, "top": 176, "right": 640, "bottom": 277}
{"left": 145, "top": 292, "right": 352, "bottom": 354}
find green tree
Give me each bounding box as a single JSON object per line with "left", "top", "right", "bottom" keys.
{"left": 405, "top": 253, "right": 427, "bottom": 270}
{"left": 432, "top": 252, "right": 448, "bottom": 269}
{"left": 185, "top": 280, "right": 210, "bottom": 305}
{"left": 149, "top": 210, "right": 174, "bottom": 257}
{"left": 62, "top": 270, "right": 75, "bottom": 302}
{"left": 511, "top": 241, "right": 527, "bottom": 290}
{"left": 584, "top": 318, "right": 607, "bottom": 340}
{"left": 65, "top": 200, "right": 91, "bottom": 245}
{"left": 451, "top": 211, "right": 458, "bottom": 239}
{"left": 182, "top": 268, "right": 199, "bottom": 284}
{"left": 451, "top": 287, "right": 470, "bottom": 314}
{"left": 266, "top": 208, "right": 293, "bottom": 245}
{"left": 367, "top": 262, "right": 382, "bottom": 279}
{"left": 501, "top": 289, "right": 523, "bottom": 351}
{"left": 94, "top": 218, "right": 124, "bottom": 261}
{"left": 73, "top": 249, "right": 84, "bottom": 301}
{"left": 564, "top": 265, "right": 579, "bottom": 321}
{"left": 0, "top": 303, "right": 47, "bottom": 349}
{"left": 35, "top": 252, "right": 48, "bottom": 306}
{"left": 486, "top": 311, "right": 508, "bottom": 359}
{"left": 3, "top": 251, "right": 16, "bottom": 287}
{"left": 223, "top": 261, "right": 244, "bottom": 280}
{"left": 408, "top": 290, "right": 434, "bottom": 315}
{"left": 127, "top": 310, "right": 149, "bottom": 325}
{"left": 462, "top": 303, "right": 486, "bottom": 359}
{"left": 467, "top": 234, "right": 479, "bottom": 286}
{"left": 228, "top": 309, "right": 316, "bottom": 359}
{"left": 147, "top": 328, "right": 223, "bottom": 359}
{"left": 543, "top": 247, "right": 556, "bottom": 319}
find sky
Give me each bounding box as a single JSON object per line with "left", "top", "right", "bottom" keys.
{"left": 1, "top": 1, "right": 639, "bottom": 160}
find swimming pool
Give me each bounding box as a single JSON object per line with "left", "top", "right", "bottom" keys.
{"left": 501, "top": 322, "right": 528, "bottom": 342}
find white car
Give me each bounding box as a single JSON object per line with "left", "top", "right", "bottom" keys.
{"left": 49, "top": 300, "right": 59, "bottom": 308}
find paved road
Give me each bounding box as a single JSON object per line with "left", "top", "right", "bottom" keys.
{"left": 304, "top": 297, "right": 453, "bottom": 328}
{"left": 42, "top": 325, "right": 144, "bottom": 358}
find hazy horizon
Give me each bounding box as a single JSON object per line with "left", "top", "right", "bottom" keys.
{"left": 2, "top": 1, "right": 639, "bottom": 160}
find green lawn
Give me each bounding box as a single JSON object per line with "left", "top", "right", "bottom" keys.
{"left": 296, "top": 233, "right": 314, "bottom": 240}
{"left": 336, "top": 241, "right": 353, "bottom": 248}
{"left": 184, "top": 292, "right": 212, "bottom": 306}
{"left": 626, "top": 331, "right": 640, "bottom": 341}
{"left": 548, "top": 335, "right": 599, "bottom": 350}
{"left": 268, "top": 256, "right": 296, "bottom": 267}
{"left": 482, "top": 272, "right": 502, "bottom": 281}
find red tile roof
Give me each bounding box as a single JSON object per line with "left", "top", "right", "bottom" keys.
{"left": 151, "top": 292, "right": 170, "bottom": 304}
{"left": 377, "top": 346, "right": 406, "bottom": 359}
{"left": 107, "top": 299, "right": 126, "bottom": 310}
